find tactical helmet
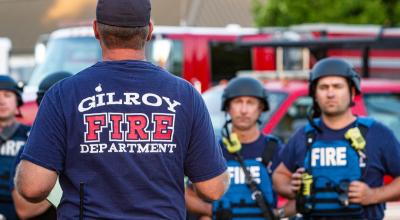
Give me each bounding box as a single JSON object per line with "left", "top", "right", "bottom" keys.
{"left": 221, "top": 77, "right": 269, "bottom": 111}
{"left": 0, "top": 75, "right": 23, "bottom": 107}
{"left": 37, "top": 71, "right": 72, "bottom": 105}
{"left": 309, "top": 58, "right": 361, "bottom": 97}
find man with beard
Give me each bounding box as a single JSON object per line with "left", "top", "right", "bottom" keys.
{"left": 8, "top": 72, "right": 72, "bottom": 220}
{"left": 273, "top": 58, "right": 400, "bottom": 220}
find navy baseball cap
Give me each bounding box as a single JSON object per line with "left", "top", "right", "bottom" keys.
{"left": 96, "top": 0, "right": 151, "bottom": 27}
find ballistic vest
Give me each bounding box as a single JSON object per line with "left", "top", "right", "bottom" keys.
{"left": 0, "top": 123, "right": 30, "bottom": 219}
{"left": 212, "top": 136, "right": 278, "bottom": 220}
{"left": 298, "top": 117, "right": 373, "bottom": 218}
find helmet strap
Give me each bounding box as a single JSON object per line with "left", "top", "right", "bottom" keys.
{"left": 15, "top": 107, "right": 22, "bottom": 118}
{"left": 307, "top": 104, "right": 322, "bottom": 133}
{"left": 222, "top": 113, "right": 233, "bottom": 145}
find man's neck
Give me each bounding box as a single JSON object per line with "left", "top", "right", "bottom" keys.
{"left": 321, "top": 110, "right": 356, "bottom": 130}
{"left": 0, "top": 118, "right": 16, "bottom": 133}
{"left": 232, "top": 125, "right": 260, "bottom": 144}
{"left": 102, "top": 48, "right": 146, "bottom": 61}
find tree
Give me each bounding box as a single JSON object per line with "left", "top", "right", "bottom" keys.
{"left": 252, "top": 0, "right": 400, "bottom": 27}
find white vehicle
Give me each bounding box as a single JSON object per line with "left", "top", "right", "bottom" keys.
{"left": 0, "top": 37, "right": 12, "bottom": 75}
{"left": 24, "top": 27, "right": 100, "bottom": 101}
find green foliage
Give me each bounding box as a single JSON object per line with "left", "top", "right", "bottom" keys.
{"left": 252, "top": 0, "right": 400, "bottom": 27}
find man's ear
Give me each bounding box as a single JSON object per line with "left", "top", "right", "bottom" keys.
{"left": 258, "top": 100, "right": 265, "bottom": 111}
{"left": 93, "top": 20, "right": 100, "bottom": 40}
{"left": 351, "top": 86, "right": 356, "bottom": 101}
{"left": 146, "top": 20, "right": 154, "bottom": 41}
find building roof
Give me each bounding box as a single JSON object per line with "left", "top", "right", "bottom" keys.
{"left": 0, "top": 0, "right": 255, "bottom": 53}
{"left": 183, "top": 0, "right": 254, "bottom": 27}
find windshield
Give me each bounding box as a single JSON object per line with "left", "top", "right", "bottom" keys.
{"left": 28, "top": 37, "right": 101, "bottom": 87}
{"left": 364, "top": 93, "right": 400, "bottom": 141}
{"left": 202, "top": 86, "right": 287, "bottom": 139}
{"left": 145, "top": 39, "right": 183, "bottom": 77}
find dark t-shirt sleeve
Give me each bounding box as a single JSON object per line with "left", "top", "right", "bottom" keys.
{"left": 184, "top": 89, "right": 227, "bottom": 182}
{"left": 21, "top": 88, "right": 66, "bottom": 173}
{"left": 280, "top": 128, "right": 305, "bottom": 172}
{"left": 270, "top": 139, "right": 284, "bottom": 171}
{"left": 378, "top": 124, "right": 400, "bottom": 177}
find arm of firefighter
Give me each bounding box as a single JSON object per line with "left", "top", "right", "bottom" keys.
{"left": 349, "top": 176, "right": 400, "bottom": 205}
{"left": 12, "top": 189, "right": 51, "bottom": 219}
{"left": 15, "top": 160, "right": 58, "bottom": 203}
{"left": 273, "top": 163, "right": 304, "bottom": 199}
{"left": 193, "top": 170, "right": 230, "bottom": 201}
{"left": 185, "top": 185, "right": 212, "bottom": 216}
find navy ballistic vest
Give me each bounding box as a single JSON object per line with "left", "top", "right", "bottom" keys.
{"left": 213, "top": 160, "right": 275, "bottom": 219}
{"left": 212, "top": 136, "right": 278, "bottom": 220}
{"left": 0, "top": 123, "right": 30, "bottom": 219}
{"left": 299, "top": 118, "right": 372, "bottom": 218}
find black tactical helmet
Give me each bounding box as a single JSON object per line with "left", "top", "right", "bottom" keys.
{"left": 221, "top": 77, "right": 269, "bottom": 111}
{"left": 0, "top": 75, "right": 23, "bottom": 107}
{"left": 309, "top": 57, "right": 361, "bottom": 97}
{"left": 37, "top": 71, "right": 72, "bottom": 105}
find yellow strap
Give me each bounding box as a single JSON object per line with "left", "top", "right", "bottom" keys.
{"left": 222, "top": 133, "right": 242, "bottom": 154}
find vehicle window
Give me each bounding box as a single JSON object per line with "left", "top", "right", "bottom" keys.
{"left": 364, "top": 93, "right": 400, "bottom": 141}
{"left": 202, "top": 86, "right": 225, "bottom": 138}
{"left": 272, "top": 96, "right": 313, "bottom": 143}
{"left": 29, "top": 37, "right": 101, "bottom": 87}
{"left": 202, "top": 87, "right": 287, "bottom": 139}
{"left": 146, "top": 39, "right": 183, "bottom": 77}
{"left": 210, "top": 42, "right": 252, "bottom": 84}
{"left": 282, "top": 48, "right": 306, "bottom": 70}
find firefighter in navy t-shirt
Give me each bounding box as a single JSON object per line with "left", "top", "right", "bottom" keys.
{"left": 9, "top": 72, "right": 72, "bottom": 220}
{"left": 14, "top": 0, "right": 229, "bottom": 219}
{"left": 0, "top": 75, "right": 30, "bottom": 220}
{"left": 273, "top": 58, "right": 400, "bottom": 220}
{"left": 186, "top": 77, "right": 295, "bottom": 219}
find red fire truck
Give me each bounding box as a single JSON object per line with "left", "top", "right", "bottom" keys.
{"left": 20, "top": 24, "right": 400, "bottom": 124}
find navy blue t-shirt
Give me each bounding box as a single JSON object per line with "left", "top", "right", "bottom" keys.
{"left": 281, "top": 118, "right": 400, "bottom": 220}
{"left": 0, "top": 123, "right": 30, "bottom": 220}
{"left": 21, "top": 60, "right": 227, "bottom": 220}
{"left": 221, "top": 134, "right": 282, "bottom": 172}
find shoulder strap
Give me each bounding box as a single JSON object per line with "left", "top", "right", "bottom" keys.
{"left": 261, "top": 135, "right": 279, "bottom": 167}
{"left": 305, "top": 130, "right": 316, "bottom": 172}
{"left": 358, "top": 125, "right": 368, "bottom": 139}
{"left": 303, "top": 121, "right": 317, "bottom": 173}
{"left": 356, "top": 116, "right": 374, "bottom": 129}
{"left": 356, "top": 117, "right": 373, "bottom": 140}
{"left": 355, "top": 117, "right": 372, "bottom": 179}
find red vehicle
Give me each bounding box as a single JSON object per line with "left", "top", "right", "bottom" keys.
{"left": 19, "top": 25, "right": 275, "bottom": 124}
{"left": 19, "top": 24, "right": 400, "bottom": 125}
{"left": 203, "top": 76, "right": 400, "bottom": 142}
{"left": 148, "top": 24, "right": 400, "bottom": 91}
{"left": 202, "top": 75, "right": 400, "bottom": 186}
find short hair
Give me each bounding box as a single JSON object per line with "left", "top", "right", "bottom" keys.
{"left": 97, "top": 22, "right": 149, "bottom": 50}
